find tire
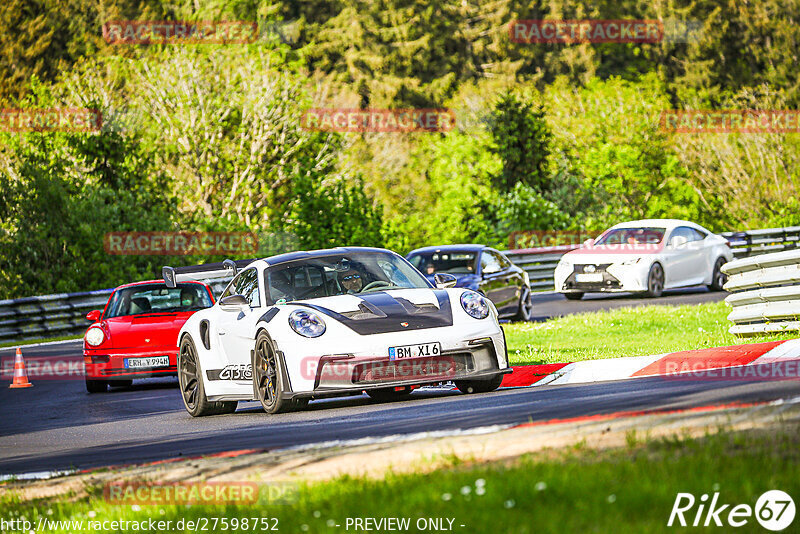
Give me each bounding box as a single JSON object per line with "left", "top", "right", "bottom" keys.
{"left": 85, "top": 378, "right": 108, "bottom": 393}
{"left": 366, "top": 386, "right": 414, "bottom": 402}
{"left": 564, "top": 292, "right": 584, "bottom": 301}
{"left": 512, "top": 287, "right": 533, "bottom": 321}
{"left": 455, "top": 374, "right": 504, "bottom": 394}
{"left": 645, "top": 263, "right": 665, "bottom": 298}
{"left": 708, "top": 257, "right": 727, "bottom": 291}
{"left": 109, "top": 379, "right": 133, "bottom": 388}
{"left": 178, "top": 336, "right": 237, "bottom": 417}
{"left": 253, "top": 331, "right": 304, "bottom": 414}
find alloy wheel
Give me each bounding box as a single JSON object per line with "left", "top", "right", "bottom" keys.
{"left": 179, "top": 339, "right": 199, "bottom": 410}
{"left": 255, "top": 337, "right": 278, "bottom": 407}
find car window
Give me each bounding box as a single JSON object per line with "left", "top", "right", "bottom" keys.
{"left": 234, "top": 268, "right": 261, "bottom": 307}
{"left": 595, "top": 227, "right": 666, "bottom": 245}
{"left": 481, "top": 252, "right": 502, "bottom": 274}
{"left": 492, "top": 250, "right": 512, "bottom": 269}
{"left": 264, "top": 251, "right": 429, "bottom": 305}
{"left": 104, "top": 284, "right": 213, "bottom": 318}
{"left": 670, "top": 226, "right": 705, "bottom": 243}
{"left": 686, "top": 227, "right": 707, "bottom": 241}
{"left": 407, "top": 251, "right": 477, "bottom": 275}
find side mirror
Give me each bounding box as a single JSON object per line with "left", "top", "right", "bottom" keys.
{"left": 85, "top": 310, "right": 102, "bottom": 322}
{"left": 219, "top": 295, "right": 250, "bottom": 312}
{"left": 434, "top": 273, "right": 457, "bottom": 289}
{"left": 583, "top": 238, "right": 595, "bottom": 247}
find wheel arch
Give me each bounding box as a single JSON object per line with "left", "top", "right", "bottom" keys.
{"left": 252, "top": 327, "right": 296, "bottom": 396}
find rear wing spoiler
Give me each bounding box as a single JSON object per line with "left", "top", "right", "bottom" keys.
{"left": 162, "top": 258, "right": 258, "bottom": 288}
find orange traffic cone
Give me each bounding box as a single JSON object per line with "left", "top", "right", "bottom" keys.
{"left": 9, "top": 348, "right": 33, "bottom": 388}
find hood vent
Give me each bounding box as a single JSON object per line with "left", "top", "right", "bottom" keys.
{"left": 298, "top": 290, "right": 454, "bottom": 334}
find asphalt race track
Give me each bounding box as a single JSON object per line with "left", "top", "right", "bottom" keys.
{"left": 0, "top": 287, "right": 748, "bottom": 476}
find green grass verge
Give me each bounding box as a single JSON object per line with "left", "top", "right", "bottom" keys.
{"left": 504, "top": 301, "right": 797, "bottom": 366}
{"left": 2, "top": 424, "right": 797, "bottom": 532}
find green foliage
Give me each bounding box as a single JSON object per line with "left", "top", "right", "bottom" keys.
{"left": 2, "top": 0, "right": 799, "bottom": 300}
{"left": 489, "top": 92, "right": 552, "bottom": 193}
{"left": 284, "top": 172, "right": 384, "bottom": 250}
{"left": 0, "top": 107, "right": 178, "bottom": 297}
{"left": 544, "top": 74, "right": 726, "bottom": 230}
{"left": 492, "top": 182, "right": 570, "bottom": 239}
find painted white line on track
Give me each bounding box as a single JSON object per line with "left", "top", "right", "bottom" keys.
{"left": 0, "top": 469, "right": 75, "bottom": 482}
{"left": 281, "top": 423, "right": 514, "bottom": 453}
{"left": 0, "top": 338, "right": 82, "bottom": 352}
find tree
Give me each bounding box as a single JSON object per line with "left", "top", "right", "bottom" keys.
{"left": 0, "top": 120, "right": 178, "bottom": 298}
{"left": 283, "top": 172, "right": 384, "bottom": 250}
{"left": 489, "top": 91, "right": 552, "bottom": 193}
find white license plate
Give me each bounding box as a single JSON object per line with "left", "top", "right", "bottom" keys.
{"left": 576, "top": 273, "right": 604, "bottom": 282}
{"left": 388, "top": 342, "right": 441, "bottom": 360}
{"left": 125, "top": 356, "right": 170, "bottom": 369}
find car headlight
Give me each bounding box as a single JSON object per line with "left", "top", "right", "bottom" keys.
{"left": 460, "top": 291, "right": 490, "bottom": 319}
{"left": 85, "top": 327, "right": 105, "bottom": 346}
{"left": 620, "top": 258, "right": 642, "bottom": 265}
{"left": 288, "top": 309, "right": 326, "bottom": 338}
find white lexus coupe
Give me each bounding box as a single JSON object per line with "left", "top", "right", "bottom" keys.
{"left": 554, "top": 219, "right": 733, "bottom": 300}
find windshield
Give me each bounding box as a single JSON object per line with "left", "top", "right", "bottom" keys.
{"left": 104, "top": 283, "right": 213, "bottom": 318}
{"left": 264, "top": 251, "right": 431, "bottom": 305}
{"left": 407, "top": 251, "right": 477, "bottom": 275}
{"left": 594, "top": 227, "right": 666, "bottom": 246}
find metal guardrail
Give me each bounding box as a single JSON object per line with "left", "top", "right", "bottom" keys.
{"left": 503, "top": 245, "right": 581, "bottom": 291}
{"left": 0, "top": 277, "right": 235, "bottom": 342}
{"left": 0, "top": 289, "right": 113, "bottom": 342}
{"left": 722, "top": 249, "right": 800, "bottom": 336}
{"left": 1, "top": 225, "right": 798, "bottom": 342}
{"left": 721, "top": 226, "right": 800, "bottom": 258}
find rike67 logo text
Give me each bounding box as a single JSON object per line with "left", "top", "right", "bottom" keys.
{"left": 668, "top": 490, "right": 795, "bottom": 531}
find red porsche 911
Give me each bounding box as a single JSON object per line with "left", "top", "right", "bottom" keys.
{"left": 83, "top": 280, "right": 215, "bottom": 393}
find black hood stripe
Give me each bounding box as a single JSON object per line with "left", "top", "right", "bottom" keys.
{"left": 296, "top": 290, "right": 453, "bottom": 335}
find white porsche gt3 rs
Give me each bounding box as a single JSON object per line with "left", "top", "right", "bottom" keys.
{"left": 554, "top": 219, "right": 733, "bottom": 300}
{"left": 163, "top": 248, "right": 510, "bottom": 417}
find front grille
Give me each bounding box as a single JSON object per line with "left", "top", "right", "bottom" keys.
{"left": 563, "top": 264, "right": 622, "bottom": 290}
{"left": 575, "top": 263, "right": 612, "bottom": 273}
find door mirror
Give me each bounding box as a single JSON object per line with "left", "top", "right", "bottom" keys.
{"left": 434, "top": 273, "right": 457, "bottom": 289}
{"left": 583, "top": 238, "right": 595, "bottom": 247}
{"left": 85, "top": 310, "right": 102, "bottom": 322}
{"left": 219, "top": 295, "right": 250, "bottom": 312}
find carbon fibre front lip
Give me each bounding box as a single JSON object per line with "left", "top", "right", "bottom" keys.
{"left": 283, "top": 368, "right": 512, "bottom": 401}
